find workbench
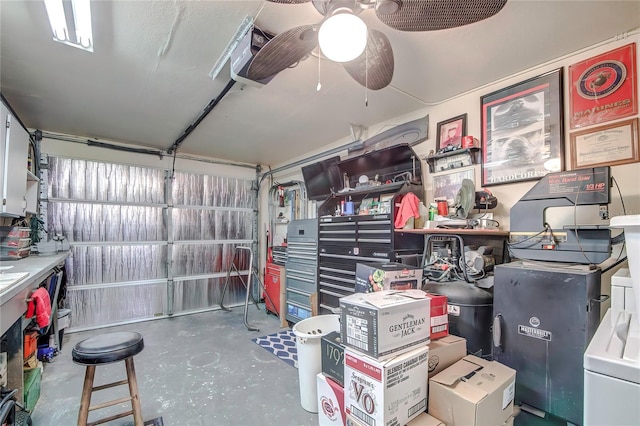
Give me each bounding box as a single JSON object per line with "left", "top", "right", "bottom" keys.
{"left": 399, "top": 227, "right": 511, "bottom": 267}
{"left": 0, "top": 252, "right": 69, "bottom": 403}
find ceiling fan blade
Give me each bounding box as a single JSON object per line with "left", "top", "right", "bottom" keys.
{"left": 376, "top": 0, "right": 508, "bottom": 31}
{"left": 247, "top": 25, "right": 318, "bottom": 82}
{"left": 342, "top": 29, "right": 394, "bottom": 90}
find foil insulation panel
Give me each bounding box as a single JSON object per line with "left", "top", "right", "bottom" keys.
{"left": 172, "top": 209, "right": 252, "bottom": 241}
{"left": 173, "top": 172, "right": 254, "bottom": 207}
{"left": 48, "top": 157, "right": 166, "bottom": 203}
{"left": 66, "top": 245, "right": 168, "bottom": 285}
{"left": 67, "top": 283, "right": 166, "bottom": 328}
{"left": 172, "top": 243, "right": 251, "bottom": 277}
{"left": 46, "top": 156, "right": 257, "bottom": 330}
{"left": 172, "top": 276, "right": 246, "bottom": 314}
{"left": 48, "top": 202, "right": 167, "bottom": 242}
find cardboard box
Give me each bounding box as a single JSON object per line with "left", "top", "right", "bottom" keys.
{"left": 322, "top": 331, "right": 345, "bottom": 386}
{"left": 340, "top": 290, "right": 431, "bottom": 361}
{"left": 355, "top": 263, "right": 423, "bottom": 293}
{"left": 24, "top": 352, "right": 38, "bottom": 369}
{"left": 346, "top": 412, "right": 444, "bottom": 426}
{"left": 318, "top": 373, "right": 346, "bottom": 426}
{"left": 427, "top": 294, "right": 448, "bottom": 340}
{"left": 502, "top": 415, "right": 515, "bottom": 426}
{"left": 408, "top": 412, "right": 445, "bottom": 426}
{"left": 344, "top": 345, "right": 429, "bottom": 426}
{"left": 428, "top": 355, "right": 516, "bottom": 426}
{"left": 428, "top": 335, "right": 467, "bottom": 378}
{"left": 345, "top": 412, "right": 366, "bottom": 426}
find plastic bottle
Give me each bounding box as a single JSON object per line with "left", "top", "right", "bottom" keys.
{"left": 428, "top": 203, "right": 437, "bottom": 221}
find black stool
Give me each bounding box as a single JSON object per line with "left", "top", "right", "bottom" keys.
{"left": 72, "top": 331, "right": 145, "bottom": 426}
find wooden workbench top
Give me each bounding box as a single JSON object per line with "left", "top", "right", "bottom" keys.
{"left": 397, "top": 228, "right": 510, "bottom": 236}
{"left": 0, "top": 252, "right": 69, "bottom": 336}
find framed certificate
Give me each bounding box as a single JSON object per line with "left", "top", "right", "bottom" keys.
{"left": 570, "top": 118, "right": 639, "bottom": 169}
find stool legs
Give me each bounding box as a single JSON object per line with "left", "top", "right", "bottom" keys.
{"left": 125, "top": 357, "right": 144, "bottom": 425}
{"left": 78, "top": 365, "right": 96, "bottom": 426}
{"left": 76, "top": 357, "right": 143, "bottom": 426}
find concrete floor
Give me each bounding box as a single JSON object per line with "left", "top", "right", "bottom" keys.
{"left": 31, "top": 307, "right": 318, "bottom": 426}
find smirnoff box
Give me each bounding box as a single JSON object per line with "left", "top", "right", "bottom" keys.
{"left": 344, "top": 345, "right": 429, "bottom": 426}
{"left": 340, "top": 290, "right": 431, "bottom": 361}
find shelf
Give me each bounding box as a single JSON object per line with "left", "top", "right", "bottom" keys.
{"left": 332, "top": 181, "right": 405, "bottom": 198}
{"left": 425, "top": 147, "right": 481, "bottom": 173}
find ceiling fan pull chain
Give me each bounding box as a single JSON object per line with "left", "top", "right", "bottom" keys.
{"left": 317, "top": 50, "right": 322, "bottom": 91}
{"left": 365, "top": 43, "right": 369, "bottom": 107}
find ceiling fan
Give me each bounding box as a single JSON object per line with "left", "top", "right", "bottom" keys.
{"left": 247, "top": 0, "right": 508, "bottom": 90}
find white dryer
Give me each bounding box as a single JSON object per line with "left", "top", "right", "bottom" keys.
{"left": 584, "top": 308, "right": 640, "bottom": 425}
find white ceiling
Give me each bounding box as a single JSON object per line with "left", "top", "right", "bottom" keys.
{"left": 1, "top": 1, "right": 639, "bottom": 168}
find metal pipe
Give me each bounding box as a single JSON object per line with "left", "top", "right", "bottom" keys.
{"left": 167, "top": 79, "right": 236, "bottom": 154}
{"left": 87, "top": 140, "right": 164, "bottom": 158}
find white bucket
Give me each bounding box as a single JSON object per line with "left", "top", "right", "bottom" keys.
{"left": 292, "top": 314, "right": 340, "bottom": 412}
{"left": 610, "top": 214, "right": 640, "bottom": 322}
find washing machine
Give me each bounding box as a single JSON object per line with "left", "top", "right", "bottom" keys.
{"left": 584, "top": 307, "right": 640, "bottom": 425}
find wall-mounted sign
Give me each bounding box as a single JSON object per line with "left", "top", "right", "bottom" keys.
{"left": 569, "top": 43, "right": 637, "bottom": 129}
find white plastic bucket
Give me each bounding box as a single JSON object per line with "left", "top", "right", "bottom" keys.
{"left": 292, "top": 314, "right": 340, "bottom": 412}
{"left": 610, "top": 214, "right": 640, "bottom": 321}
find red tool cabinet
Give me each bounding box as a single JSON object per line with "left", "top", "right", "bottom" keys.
{"left": 264, "top": 262, "right": 284, "bottom": 316}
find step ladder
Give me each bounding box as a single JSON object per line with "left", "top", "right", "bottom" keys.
{"left": 220, "top": 246, "right": 276, "bottom": 331}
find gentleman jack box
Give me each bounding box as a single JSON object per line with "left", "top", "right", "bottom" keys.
{"left": 340, "top": 290, "right": 431, "bottom": 361}
{"left": 344, "top": 345, "right": 429, "bottom": 426}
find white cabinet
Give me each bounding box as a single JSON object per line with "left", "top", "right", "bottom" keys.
{"left": 1, "top": 101, "right": 32, "bottom": 217}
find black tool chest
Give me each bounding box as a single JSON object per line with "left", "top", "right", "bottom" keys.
{"left": 315, "top": 143, "right": 425, "bottom": 314}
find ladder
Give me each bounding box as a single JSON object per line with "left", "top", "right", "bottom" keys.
{"left": 220, "top": 246, "right": 276, "bottom": 331}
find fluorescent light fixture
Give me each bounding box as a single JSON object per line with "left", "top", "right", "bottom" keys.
{"left": 44, "top": 0, "right": 93, "bottom": 52}
{"left": 318, "top": 12, "right": 367, "bottom": 63}
{"left": 209, "top": 15, "right": 255, "bottom": 80}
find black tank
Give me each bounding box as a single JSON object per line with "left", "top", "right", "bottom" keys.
{"left": 424, "top": 280, "right": 493, "bottom": 358}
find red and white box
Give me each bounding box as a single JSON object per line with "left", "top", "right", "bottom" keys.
{"left": 427, "top": 294, "right": 448, "bottom": 340}
{"left": 344, "top": 345, "right": 429, "bottom": 426}
{"left": 318, "top": 373, "right": 346, "bottom": 426}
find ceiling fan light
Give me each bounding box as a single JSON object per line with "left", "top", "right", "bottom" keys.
{"left": 318, "top": 13, "right": 367, "bottom": 63}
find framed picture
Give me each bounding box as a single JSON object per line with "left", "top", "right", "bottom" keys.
{"left": 569, "top": 42, "right": 637, "bottom": 129}
{"left": 436, "top": 114, "right": 467, "bottom": 151}
{"left": 433, "top": 168, "right": 475, "bottom": 204}
{"left": 480, "top": 68, "right": 564, "bottom": 187}
{"left": 570, "top": 118, "right": 639, "bottom": 169}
